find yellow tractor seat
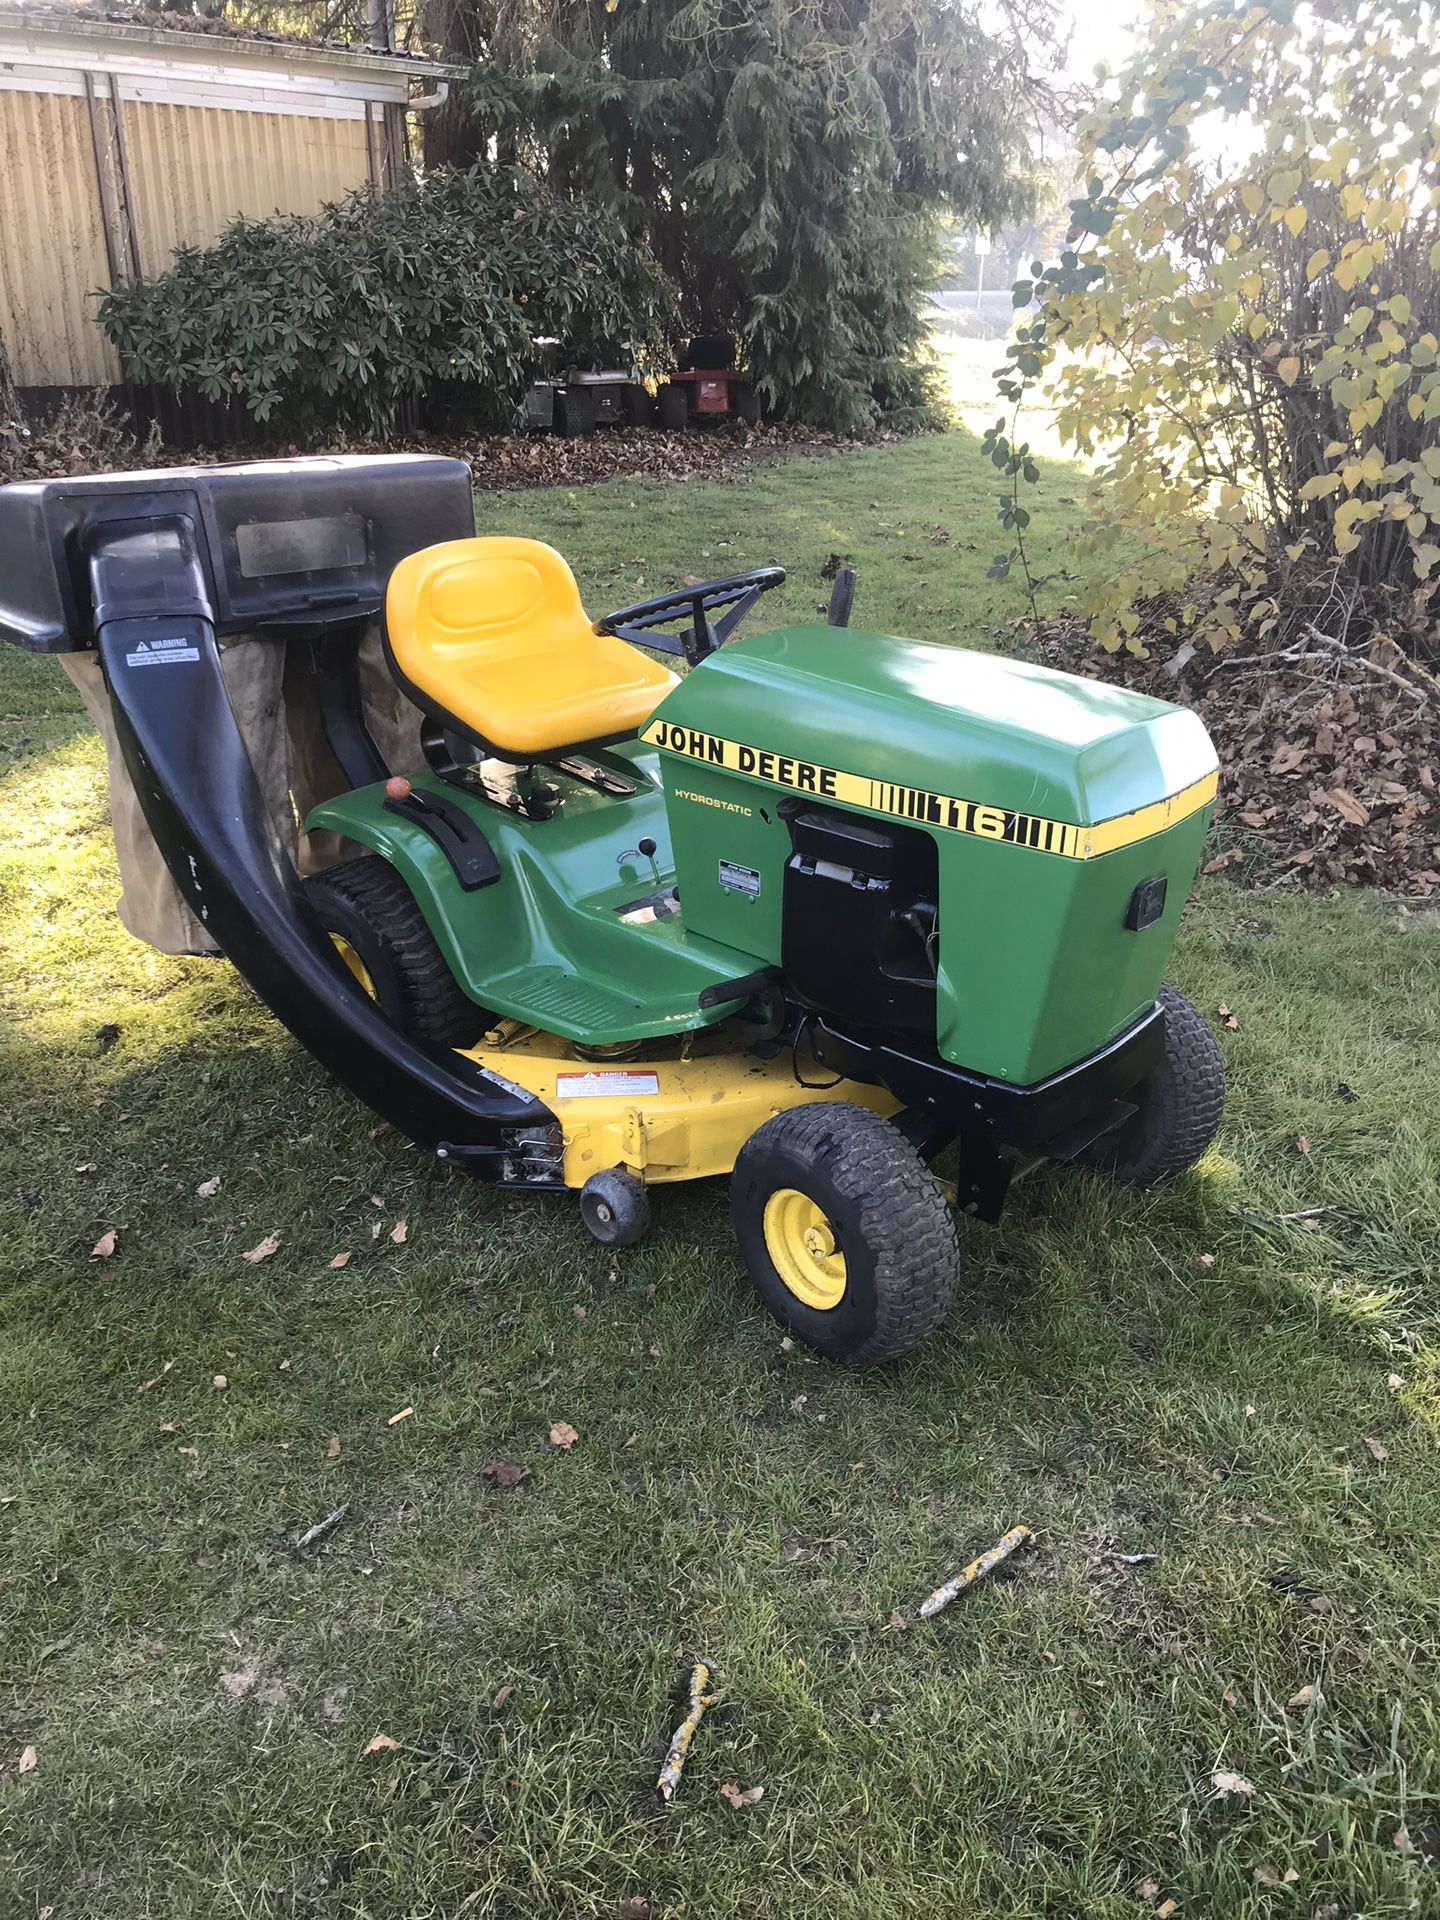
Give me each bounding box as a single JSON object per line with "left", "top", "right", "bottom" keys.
{"left": 384, "top": 536, "right": 679, "bottom": 762}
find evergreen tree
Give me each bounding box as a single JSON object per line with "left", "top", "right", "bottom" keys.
{"left": 426, "top": 0, "right": 1054, "bottom": 430}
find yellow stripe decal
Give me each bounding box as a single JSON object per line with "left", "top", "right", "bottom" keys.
{"left": 641, "top": 722, "right": 1218, "bottom": 860}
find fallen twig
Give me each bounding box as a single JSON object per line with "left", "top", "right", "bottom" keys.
{"left": 1103, "top": 1550, "right": 1157, "bottom": 1567}
{"left": 657, "top": 1660, "right": 721, "bottom": 1802}
{"left": 918, "top": 1524, "right": 1033, "bottom": 1619}
{"left": 294, "top": 1503, "right": 350, "bottom": 1550}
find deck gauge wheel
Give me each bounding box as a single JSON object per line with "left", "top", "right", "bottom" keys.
{"left": 580, "top": 1167, "right": 652, "bottom": 1246}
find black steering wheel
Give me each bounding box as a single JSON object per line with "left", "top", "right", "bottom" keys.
{"left": 596, "top": 567, "right": 785, "bottom": 664}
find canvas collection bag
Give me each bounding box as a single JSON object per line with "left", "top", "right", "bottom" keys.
{"left": 60, "top": 624, "right": 423, "bottom": 956}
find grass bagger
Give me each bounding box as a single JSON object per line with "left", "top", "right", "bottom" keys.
{"left": 0, "top": 454, "right": 1224, "bottom": 1365}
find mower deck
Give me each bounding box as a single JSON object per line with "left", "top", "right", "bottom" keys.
{"left": 460, "top": 1021, "right": 898, "bottom": 1188}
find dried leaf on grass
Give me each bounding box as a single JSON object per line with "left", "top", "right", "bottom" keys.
{"left": 548, "top": 1420, "right": 579, "bottom": 1449}
{"left": 718, "top": 1781, "right": 765, "bottom": 1809}
{"left": 491, "top": 1684, "right": 514, "bottom": 1709}
{"left": 137, "top": 1358, "right": 176, "bottom": 1394}
{"left": 1211, "top": 1769, "right": 1257, "bottom": 1798}
{"left": 1363, "top": 1435, "right": 1390, "bottom": 1463}
{"left": 326, "top": 1435, "right": 341, "bottom": 1460}
{"left": 196, "top": 1176, "right": 221, "bottom": 1197}
{"left": 90, "top": 1228, "right": 117, "bottom": 1260}
{"left": 389, "top": 1219, "right": 408, "bottom": 1245}
{"left": 1253, "top": 1865, "right": 1299, "bottom": 1887}
{"left": 329, "top": 1251, "right": 351, "bottom": 1269}
{"left": 242, "top": 1232, "right": 281, "bottom": 1264}
{"left": 17, "top": 1745, "right": 37, "bottom": 1775}
{"left": 1286, "top": 1683, "right": 1316, "bottom": 1710}
{"left": 363, "top": 1732, "right": 399, "bottom": 1756}
{"left": 482, "top": 1460, "right": 530, "bottom": 1489}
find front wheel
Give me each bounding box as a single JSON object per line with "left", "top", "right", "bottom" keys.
{"left": 730, "top": 1104, "right": 961, "bottom": 1365}
{"left": 1078, "top": 983, "right": 1225, "bottom": 1185}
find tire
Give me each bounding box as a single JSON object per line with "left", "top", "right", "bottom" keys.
{"left": 304, "top": 856, "right": 487, "bottom": 1049}
{"left": 655, "top": 384, "right": 688, "bottom": 431}
{"left": 623, "top": 382, "right": 653, "bottom": 426}
{"left": 730, "top": 1103, "right": 961, "bottom": 1365}
{"left": 579, "top": 1167, "right": 651, "bottom": 1246}
{"left": 1078, "top": 983, "right": 1225, "bottom": 1185}
{"left": 554, "top": 387, "right": 597, "bottom": 438}
{"left": 731, "top": 380, "right": 761, "bottom": 426}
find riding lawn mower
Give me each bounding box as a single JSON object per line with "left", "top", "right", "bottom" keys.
{"left": 0, "top": 454, "right": 1224, "bottom": 1364}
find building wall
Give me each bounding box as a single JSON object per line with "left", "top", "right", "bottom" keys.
{"left": 0, "top": 88, "right": 118, "bottom": 385}
{"left": 120, "top": 103, "right": 369, "bottom": 282}
{"left": 0, "top": 24, "right": 426, "bottom": 389}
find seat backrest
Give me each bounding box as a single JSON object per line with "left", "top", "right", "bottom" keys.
{"left": 385, "top": 537, "right": 592, "bottom": 692}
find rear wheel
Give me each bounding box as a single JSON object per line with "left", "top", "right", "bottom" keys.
{"left": 731, "top": 380, "right": 761, "bottom": 426}
{"left": 304, "top": 856, "right": 487, "bottom": 1049}
{"left": 1078, "top": 983, "right": 1225, "bottom": 1184}
{"left": 730, "top": 1103, "right": 961, "bottom": 1365}
{"left": 656, "top": 384, "right": 688, "bottom": 431}
{"left": 623, "top": 382, "right": 653, "bottom": 426}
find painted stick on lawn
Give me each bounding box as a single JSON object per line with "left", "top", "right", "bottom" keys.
{"left": 657, "top": 1660, "right": 721, "bottom": 1801}
{"left": 918, "top": 1525, "right": 1033, "bottom": 1619}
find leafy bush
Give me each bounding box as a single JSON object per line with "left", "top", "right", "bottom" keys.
{"left": 991, "top": 0, "right": 1440, "bottom": 656}
{"left": 98, "top": 166, "right": 678, "bottom": 439}
{"left": 438, "top": 0, "right": 1053, "bottom": 435}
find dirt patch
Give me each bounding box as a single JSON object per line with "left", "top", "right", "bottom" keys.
{"left": 1039, "top": 621, "right": 1440, "bottom": 896}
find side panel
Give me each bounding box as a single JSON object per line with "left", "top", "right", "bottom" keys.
{"left": 308, "top": 753, "right": 768, "bottom": 1047}
{"left": 933, "top": 804, "right": 1214, "bottom": 1083}
{"left": 660, "top": 750, "right": 1214, "bottom": 1084}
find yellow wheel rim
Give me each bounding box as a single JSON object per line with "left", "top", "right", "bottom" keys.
{"left": 762, "top": 1187, "right": 847, "bottom": 1311}
{"left": 330, "top": 933, "right": 376, "bottom": 999}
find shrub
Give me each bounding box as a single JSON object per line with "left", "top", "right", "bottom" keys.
{"left": 98, "top": 166, "right": 678, "bottom": 439}
{"left": 990, "top": 0, "right": 1440, "bottom": 656}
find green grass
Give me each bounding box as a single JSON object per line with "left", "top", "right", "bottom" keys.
{"left": 1, "top": 432, "right": 1438, "bottom": 1919}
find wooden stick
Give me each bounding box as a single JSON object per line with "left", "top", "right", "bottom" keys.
{"left": 918, "top": 1525, "right": 1033, "bottom": 1618}
{"left": 295, "top": 1503, "right": 350, "bottom": 1550}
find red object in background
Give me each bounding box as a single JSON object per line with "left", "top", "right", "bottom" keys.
{"left": 385, "top": 776, "right": 412, "bottom": 800}
{"left": 671, "top": 369, "right": 737, "bottom": 414}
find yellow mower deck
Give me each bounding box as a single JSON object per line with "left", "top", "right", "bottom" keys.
{"left": 460, "top": 1021, "right": 899, "bottom": 1188}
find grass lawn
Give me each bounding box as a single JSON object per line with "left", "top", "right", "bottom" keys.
{"left": 1, "top": 432, "right": 1438, "bottom": 1919}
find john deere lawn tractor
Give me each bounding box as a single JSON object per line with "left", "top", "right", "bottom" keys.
{"left": 0, "top": 454, "right": 1224, "bottom": 1365}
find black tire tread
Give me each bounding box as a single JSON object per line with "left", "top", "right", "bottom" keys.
{"left": 304, "top": 856, "right": 484, "bottom": 1048}
{"left": 1082, "top": 983, "right": 1225, "bottom": 1185}
{"left": 656, "top": 384, "right": 688, "bottom": 431}
{"left": 732, "top": 1103, "right": 960, "bottom": 1365}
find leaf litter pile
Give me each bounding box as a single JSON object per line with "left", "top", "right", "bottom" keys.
{"left": 2, "top": 411, "right": 869, "bottom": 496}
{"left": 1041, "top": 622, "right": 1440, "bottom": 894}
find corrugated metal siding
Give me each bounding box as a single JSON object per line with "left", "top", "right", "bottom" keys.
{"left": 121, "top": 102, "right": 371, "bottom": 274}
{"left": 0, "top": 88, "right": 119, "bottom": 384}
{"left": 1, "top": 89, "right": 372, "bottom": 388}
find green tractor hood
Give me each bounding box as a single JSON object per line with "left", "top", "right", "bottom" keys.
{"left": 643, "top": 627, "right": 1219, "bottom": 1085}
{"left": 643, "top": 626, "right": 1217, "bottom": 851}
